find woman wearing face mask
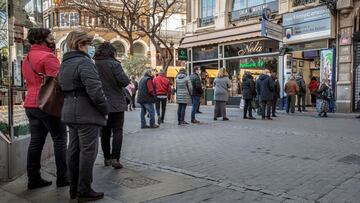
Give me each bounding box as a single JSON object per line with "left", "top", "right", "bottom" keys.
{"left": 59, "top": 31, "right": 109, "bottom": 202}
{"left": 22, "top": 28, "right": 68, "bottom": 190}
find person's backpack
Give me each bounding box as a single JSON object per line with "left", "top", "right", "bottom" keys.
{"left": 322, "top": 87, "right": 333, "bottom": 100}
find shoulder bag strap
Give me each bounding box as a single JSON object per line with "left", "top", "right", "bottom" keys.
{"left": 26, "top": 55, "right": 45, "bottom": 78}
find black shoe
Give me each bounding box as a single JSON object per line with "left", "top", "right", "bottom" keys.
{"left": 181, "top": 121, "right": 189, "bottom": 125}
{"left": 150, "top": 124, "right": 160, "bottom": 128}
{"left": 248, "top": 117, "right": 256, "bottom": 120}
{"left": 28, "top": 178, "right": 52, "bottom": 190}
{"left": 214, "top": 118, "right": 217, "bottom": 121}
{"left": 141, "top": 125, "right": 150, "bottom": 129}
{"left": 191, "top": 120, "right": 200, "bottom": 124}
{"left": 70, "top": 191, "right": 79, "bottom": 199}
{"left": 196, "top": 111, "right": 202, "bottom": 114}
{"left": 356, "top": 116, "right": 360, "bottom": 119}
{"left": 298, "top": 109, "right": 302, "bottom": 112}
{"left": 243, "top": 116, "right": 248, "bottom": 119}
{"left": 158, "top": 118, "right": 161, "bottom": 125}
{"left": 57, "top": 179, "right": 70, "bottom": 188}
{"left": 78, "top": 191, "right": 104, "bottom": 203}
{"left": 112, "top": 159, "right": 123, "bottom": 169}
{"left": 223, "top": 117, "right": 229, "bottom": 121}
{"left": 161, "top": 120, "right": 164, "bottom": 124}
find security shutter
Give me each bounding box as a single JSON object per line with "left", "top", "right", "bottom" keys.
{"left": 354, "top": 40, "right": 360, "bottom": 111}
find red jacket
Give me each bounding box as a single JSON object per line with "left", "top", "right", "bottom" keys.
{"left": 22, "top": 44, "right": 60, "bottom": 108}
{"left": 153, "top": 73, "right": 171, "bottom": 98}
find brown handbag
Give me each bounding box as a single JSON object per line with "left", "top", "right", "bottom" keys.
{"left": 26, "top": 56, "right": 64, "bottom": 117}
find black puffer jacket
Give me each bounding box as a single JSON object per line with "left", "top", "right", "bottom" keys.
{"left": 242, "top": 75, "right": 256, "bottom": 100}
{"left": 59, "top": 51, "right": 109, "bottom": 126}
{"left": 94, "top": 56, "right": 130, "bottom": 112}
{"left": 256, "top": 74, "right": 274, "bottom": 101}
{"left": 190, "top": 73, "right": 203, "bottom": 96}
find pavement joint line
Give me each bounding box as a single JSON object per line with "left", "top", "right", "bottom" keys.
{"left": 122, "top": 158, "right": 309, "bottom": 202}
{"left": 314, "top": 169, "right": 360, "bottom": 202}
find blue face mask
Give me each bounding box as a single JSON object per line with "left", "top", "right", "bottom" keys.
{"left": 87, "top": 45, "right": 95, "bottom": 58}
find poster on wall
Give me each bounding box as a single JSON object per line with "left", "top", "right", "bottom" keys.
{"left": 12, "top": 59, "right": 22, "bottom": 86}
{"left": 320, "top": 49, "right": 334, "bottom": 87}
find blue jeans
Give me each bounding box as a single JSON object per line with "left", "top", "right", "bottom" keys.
{"left": 191, "top": 96, "right": 201, "bottom": 121}
{"left": 177, "top": 103, "right": 187, "bottom": 122}
{"left": 140, "top": 103, "right": 156, "bottom": 127}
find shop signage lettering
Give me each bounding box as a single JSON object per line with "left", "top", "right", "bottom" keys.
{"left": 240, "top": 59, "right": 265, "bottom": 69}
{"left": 238, "top": 41, "right": 264, "bottom": 56}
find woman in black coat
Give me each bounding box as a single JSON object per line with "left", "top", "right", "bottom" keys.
{"left": 94, "top": 42, "right": 130, "bottom": 169}
{"left": 59, "top": 31, "right": 109, "bottom": 202}
{"left": 242, "top": 72, "right": 256, "bottom": 119}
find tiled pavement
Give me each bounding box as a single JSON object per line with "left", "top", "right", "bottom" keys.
{"left": 1, "top": 104, "right": 360, "bottom": 203}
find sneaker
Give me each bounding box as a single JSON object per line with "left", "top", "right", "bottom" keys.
{"left": 181, "top": 121, "right": 189, "bottom": 125}
{"left": 191, "top": 120, "right": 200, "bottom": 124}
{"left": 150, "top": 124, "right": 160, "bottom": 128}
{"left": 223, "top": 117, "right": 229, "bottom": 121}
{"left": 28, "top": 178, "right": 52, "bottom": 190}
{"left": 141, "top": 125, "right": 150, "bottom": 129}
{"left": 78, "top": 191, "right": 104, "bottom": 203}
{"left": 104, "top": 159, "right": 111, "bottom": 167}
{"left": 112, "top": 159, "right": 123, "bottom": 169}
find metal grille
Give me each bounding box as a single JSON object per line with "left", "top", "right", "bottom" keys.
{"left": 354, "top": 41, "right": 360, "bottom": 111}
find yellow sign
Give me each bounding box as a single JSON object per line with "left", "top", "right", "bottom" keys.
{"left": 206, "top": 69, "right": 219, "bottom": 78}
{"left": 156, "top": 66, "right": 183, "bottom": 78}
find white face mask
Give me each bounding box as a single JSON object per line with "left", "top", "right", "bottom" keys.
{"left": 87, "top": 45, "right": 95, "bottom": 58}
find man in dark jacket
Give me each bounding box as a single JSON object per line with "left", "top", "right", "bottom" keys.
{"left": 272, "top": 73, "right": 281, "bottom": 117}
{"left": 296, "top": 73, "right": 307, "bottom": 112}
{"left": 59, "top": 31, "right": 109, "bottom": 202}
{"left": 137, "top": 68, "right": 159, "bottom": 129}
{"left": 257, "top": 69, "right": 275, "bottom": 120}
{"left": 242, "top": 72, "right": 256, "bottom": 119}
{"left": 94, "top": 42, "right": 130, "bottom": 169}
{"left": 189, "top": 66, "right": 203, "bottom": 123}
{"left": 153, "top": 69, "right": 171, "bottom": 124}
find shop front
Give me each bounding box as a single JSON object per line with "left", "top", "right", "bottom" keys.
{"left": 282, "top": 5, "right": 336, "bottom": 110}
{"left": 0, "top": 0, "right": 54, "bottom": 180}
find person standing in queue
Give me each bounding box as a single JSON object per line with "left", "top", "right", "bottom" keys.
{"left": 296, "top": 73, "right": 307, "bottom": 112}
{"left": 317, "top": 78, "right": 331, "bottom": 118}
{"left": 176, "top": 68, "right": 191, "bottom": 125}
{"left": 309, "top": 77, "right": 319, "bottom": 108}
{"left": 137, "top": 68, "right": 159, "bottom": 129}
{"left": 285, "top": 75, "right": 299, "bottom": 114}
{"left": 22, "top": 28, "right": 68, "bottom": 190}
{"left": 93, "top": 42, "right": 130, "bottom": 170}
{"left": 189, "top": 66, "right": 203, "bottom": 124}
{"left": 213, "top": 68, "right": 231, "bottom": 121}
{"left": 59, "top": 31, "right": 109, "bottom": 202}
{"left": 257, "top": 69, "right": 274, "bottom": 120}
{"left": 153, "top": 69, "right": 172, "bottom": 124}
{"left": 242, "top": 71, "right": 256, "bottom": 119}
{"left": 272, "top": 73, "right": 280, "bottom": 117}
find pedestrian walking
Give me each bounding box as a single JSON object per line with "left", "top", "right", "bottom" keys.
{"left": 285, "top": 75, "right": 299, "bottom": 114}
{"left": 94, "top": 42, "right": 130, "bottom": 170}
{"left": 213, "top": 68, "right": 231, "bottom": 121}
{"left": 190, "top": 66, "right": 203, "bottom": 123}
{"left": 242, "top": 72, "right": 256, "bottom": 119}
{"left": 138, "top": 68, "right": 159, "bottom": 129}
{"left": 296, "top": 73, "right": 307, "bottom": 112}
{"left": 130, "top": 76, "right": 138, "bottom": 109}
{"left": 22, "top": 28, "right": 68, "bottom": 190}
{"left": 317, "top": 78, "right": 331, "bottom": 118}
{"left": 153, "top": 69, "right": 171, "bottom": 124}
{"left": 176, "top": 68, "right": 191, "bottom": 125}
{"left": 309, "top": 77, "right": 319, "bottom": 108}
{"left": 272, "top": 73, "right": 280, "bottom": 117}
{"left": 256, "top": 69, "right": 275, "bottom": 120}
{"left": 59, "top": 31, "right": 109, "bottom": 202}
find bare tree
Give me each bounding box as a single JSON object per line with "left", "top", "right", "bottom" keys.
{"left": 66, "top": 0, "right": 184, "bottom": 72}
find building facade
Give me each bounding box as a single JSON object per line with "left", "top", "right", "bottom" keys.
{"left": 182, "top": 0, "right": 360, "bottom": 112}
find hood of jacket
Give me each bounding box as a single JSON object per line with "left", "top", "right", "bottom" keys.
{"left": 62, "top": 50, "right": 91, "bottom": 62}
{"left": 259, "top": 74, "right": 269, "bottom": 81}
{"left": 177, "top": 73, "right": 187, "bottom": 79}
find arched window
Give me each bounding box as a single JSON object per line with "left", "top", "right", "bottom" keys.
{"left": 133, "top": 42, "right": 145, "bottom": 56}
{"left": 112, "top": 41, "right": 126, "bottom": 57}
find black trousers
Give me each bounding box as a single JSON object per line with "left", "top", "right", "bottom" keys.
{"left": 261, "top": 100, "right": 272, "bottom": 118}
{"left": 272, "top": 98, "right": 278, "bottom": 116}
{"left": 131, "top": 93, "right": 136, "bottom": 108}
{"left": 155, "top": 97, "right": 167, "bottom": 122}
{"left": 243, "top": 99, "right": 253, "bottom": 118}
{"left": 68, "top": 124, "right": 100, "bottom": 195}
{"left": 101, "top": 112, "right": 124, "bottom": 160}
{"left": 25, "top": 108, "right": 67, "bottom": 183}
{"left": 297, "top": 94, "right": 306, "bottom": 111}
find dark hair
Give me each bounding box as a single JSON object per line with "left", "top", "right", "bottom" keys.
{"left": 311, "top": 76, "right": 317, "bottom": 81}
{"left": 194, "top": 66, "right": 200, "bottom": 72}
{"left": 94, "top": 42, "right": 117, "bottom": 58}
{"left": 27, "top": 28, "right": 51, "bottom": 45}
{"left": 66, "top": 31, "right": 93, "bottom": 50}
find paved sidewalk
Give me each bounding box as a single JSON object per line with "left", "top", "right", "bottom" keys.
{"left": 1, "top": 104, "right": 360, "bottom": 203}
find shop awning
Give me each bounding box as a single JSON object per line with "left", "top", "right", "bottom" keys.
{"left": 180, "top": 24, "right": 262, "bottom": 48}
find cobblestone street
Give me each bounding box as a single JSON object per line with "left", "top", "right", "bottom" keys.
{"left": 1, "top": 105, "right": 360, "bottom": 203}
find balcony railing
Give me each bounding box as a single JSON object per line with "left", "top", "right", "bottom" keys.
{"left": 230, "top": 1, "right": 278, "bottom": 22}
{"left": 159, "top": 30, "right": 185, "bottom": 40}
{"left": 293, "top": 0, "right": 316, "bottom": 7}
{"left": 199, "top": 16, "right": 214, "bottom": 27}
